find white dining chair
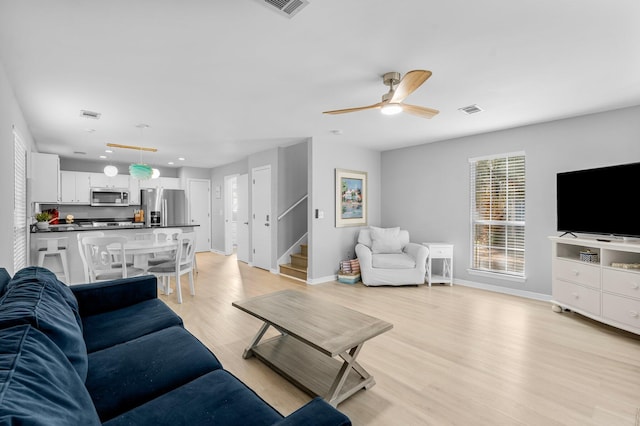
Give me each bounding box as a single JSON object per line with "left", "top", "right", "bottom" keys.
{"left": 148, "top": 232, "right": 196, "bottom": 304}
{"left": 147, "top": 228, "right": 183, "bottom": 267}
{"left": 82, "top": 236, "right": 145, "bottom": 282}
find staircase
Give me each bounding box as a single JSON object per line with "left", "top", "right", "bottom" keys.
{"left": 279, "top": 244, "right": 307, "bottom": 281}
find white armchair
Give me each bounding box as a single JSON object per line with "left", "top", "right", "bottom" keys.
{"left": 355, "top": 227, "right": 429, "bottom": 286}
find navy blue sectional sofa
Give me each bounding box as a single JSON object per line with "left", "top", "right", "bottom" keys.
{"left": 0, "top": 267, "right": 351, "bottom": 426}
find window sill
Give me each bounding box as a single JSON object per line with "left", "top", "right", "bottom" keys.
{"left": 467, "top": 268, "right": 526, "bottom": 283}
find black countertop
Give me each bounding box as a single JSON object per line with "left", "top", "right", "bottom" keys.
{"left": 31, "top": 223, "right": 199, "bottom": 233}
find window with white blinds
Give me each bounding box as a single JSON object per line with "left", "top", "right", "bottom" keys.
{"left": 14, "top": 131, "right": 27, "bottom": 272}
{"left": 469, "top": 152, "right": 526, "bottom": 277}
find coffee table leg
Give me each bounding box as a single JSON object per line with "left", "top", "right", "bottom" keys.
{"left": 326, "top": 343, "right": 375, "bottom": 407}
{"left": 242, "top": 322, "right": 271, "bottom": 359}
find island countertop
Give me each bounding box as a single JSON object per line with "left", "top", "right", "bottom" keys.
{"left": 31, "top": 223, "right": 199, "bottom": 233}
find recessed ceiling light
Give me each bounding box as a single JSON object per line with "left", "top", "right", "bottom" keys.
{"left": 99, "top": 155, "right": 107, "bottom": 159}
{"left": 178, "top": 157, "right": 185, "bottom": 161}
{"left": 168, "top": 161, "right": 174, "bottom": 165}
{"left": 105, "top": 149, "right": 113, "bottom": 153}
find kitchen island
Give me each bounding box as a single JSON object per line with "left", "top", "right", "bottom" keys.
{"left": 30, "top": 222, "right": 198, "bottom": 284}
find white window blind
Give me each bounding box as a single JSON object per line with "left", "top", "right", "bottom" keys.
{"left": 470, "top": 153, "right": 526, "bottom": 277}
{"left": 14, "top": 131, "right": 28, "bottom": 272}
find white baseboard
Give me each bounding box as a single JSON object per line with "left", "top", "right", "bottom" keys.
{"left": 210, "top": 248, "right": 226, "bottom": 255}
{"left": 306, "top": 275, "right": 338, "bottom": 285}
{"left": 454, "top": 278, "right": 551, "bottom": 302}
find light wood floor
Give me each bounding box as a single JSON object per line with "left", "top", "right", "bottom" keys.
{"left": 160, "top": 252, "right": 640, "bottom": 426}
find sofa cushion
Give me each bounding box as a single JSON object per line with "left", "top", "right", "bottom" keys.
{"left": 0, "top": 325, "right": 100, "bottom": 426}
{"left": 372, "top": 253, "right": 417, "bottom": 269}
{"left": 0, "top": 268, "right": 10, "bottom": 296}
{"left": 82, "top": 298, "right": 183, "bottom": 353}
{"left": 86, "top": 325, "right": 223, "bottom": 422}
{"left": 0, "top": 267, "right": 88, "bottom": 381}
{"left": 370, "top": 226, "right": 403, "bottom": 254}
{"left": 103, "top": 369, "right": 283, "bottom": 426}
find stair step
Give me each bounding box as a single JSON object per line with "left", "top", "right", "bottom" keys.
{"left": 280, "top": 263, "right": 307, "bottom": 281}
{"left": 290, "top": 252, "right": 307, "bottom": 269}
{"left": 300, "top": 244, "right": 307, "bottom": 257}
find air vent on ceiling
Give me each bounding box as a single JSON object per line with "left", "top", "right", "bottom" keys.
{"left": 458, "top": 104, "right": 483, "bottom": 115}
{"left": 80, "top": 110, "right": 101, "bottom": 120}
{"left": 253, "top": 0, "right": 310, "bottom": 19}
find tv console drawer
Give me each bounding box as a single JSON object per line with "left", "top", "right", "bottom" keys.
{"left": 553, "top": 259, "right": 601, "bottom": 289}
{"left": 602, "top": 268, "right": 640, "bottom": 299}
{"left": 602, "top": 293, "right": 640, "bottom": 331}
{"left": 553, "top": 279, "right": 601, "bottom": 316}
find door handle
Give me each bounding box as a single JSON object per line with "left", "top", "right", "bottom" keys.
{"left": 265, "top": 223, "right": 270, "bottom": 227}
{"left": 244, "top": 222, "right": 249, "bottom": 225}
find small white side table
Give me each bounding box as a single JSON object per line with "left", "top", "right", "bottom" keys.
{"left": 422, "top": 243, "right": 454, "bottom": 286}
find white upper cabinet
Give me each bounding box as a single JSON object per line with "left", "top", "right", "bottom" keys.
{"left": 139, "top": 177, "right": 182, "bottom": 190}
{"left": 60, "top": 171, "right": 91, "bottom": 204}
{"left": 30, "top": 153, "right": 60, "bottom": 203}
{"left": 89, "top": 173, "right": 130, "bottom": 189}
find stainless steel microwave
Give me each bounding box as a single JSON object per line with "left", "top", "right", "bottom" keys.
{"left": 90, "top": 188, "right": 130, "bottom": 207}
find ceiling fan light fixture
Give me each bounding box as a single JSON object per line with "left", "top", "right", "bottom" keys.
{"left": 381, "top": 103, "right": 403, "bottom": 115}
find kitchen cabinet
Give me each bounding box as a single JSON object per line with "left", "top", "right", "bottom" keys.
{"left": 139, "top": 177, "right": 182, "bottom": 190}
{"left": 89, "top": 173, "right": 130, "bottom": 189}
{"left": 60, "top": 171, "right": 91, "bottom": 204}
{"left": 129, "top": 177, "right": 140, "bottom": 205}
{"left": 30, "top": 153, "right": 60, "bottom": 203}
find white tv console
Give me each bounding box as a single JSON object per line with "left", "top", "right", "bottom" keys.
{"left": 550, "top": 236, "right": 640, "bottom": 335}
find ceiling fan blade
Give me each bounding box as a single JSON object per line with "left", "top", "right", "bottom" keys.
{"left": 323, "top": 102, "right": 383, "bottom": 115}
{"left": 390, "top": 70, "right": 432, "bottom": 103}
{"left": 401, "top": 103, "right": 440, "bottom": 118}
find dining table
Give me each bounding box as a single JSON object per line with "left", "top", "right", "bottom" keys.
{"left": 109, "top": 239, "right": 178, "bottom": 271}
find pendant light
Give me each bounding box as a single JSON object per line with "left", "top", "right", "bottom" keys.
{"left": 128, "top": 124, "right": 154, "bottom": 180}
{"left": 104, "top": 165, "right": 119, "bottom": 177}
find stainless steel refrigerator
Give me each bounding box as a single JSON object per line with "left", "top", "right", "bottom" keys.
{"left": 140, "top": 188, "right": 187, "bottom": 227}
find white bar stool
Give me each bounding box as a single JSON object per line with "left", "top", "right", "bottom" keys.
{"left": 37, "top": 237, "right": 70, "bottom": 282}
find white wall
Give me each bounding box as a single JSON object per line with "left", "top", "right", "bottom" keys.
{"left": 0, "top": 61, "right": 35, "bottom": 273}
{"left": 381, "top": 105, "right": 640, "bottom": 296}
{"left": 309, "top": 137, "right": 381, "bottom": 282}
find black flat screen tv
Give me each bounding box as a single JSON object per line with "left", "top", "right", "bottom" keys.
{"left": 557, "top": 162, "right": 640, "bottom": 238}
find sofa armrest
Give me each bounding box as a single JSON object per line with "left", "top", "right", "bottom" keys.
{"left": 273, "top": 398, "right": 351, "bottom": 426}
{"left": 71, "top": 275, "right": 158, "bottom": 317}
{"left": 355, "top": 243, "right": 373, "bottom": 268}
{"left": 405, "top": 242, "right": 429, "bottom": 266}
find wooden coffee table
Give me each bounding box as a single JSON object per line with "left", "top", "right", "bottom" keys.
{"left": 232, "top": 290, "right": 393, "bottom": 407}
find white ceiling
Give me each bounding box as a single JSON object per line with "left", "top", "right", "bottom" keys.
{"left": 1, "top": 1, "right": 639, "bottom": 169}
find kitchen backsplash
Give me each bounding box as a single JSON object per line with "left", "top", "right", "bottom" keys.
{"left": 39, "top": 204, "right": 142, "bottom": 221}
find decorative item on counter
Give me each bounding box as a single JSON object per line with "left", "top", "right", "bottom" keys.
{"left": 35, "top": 211, "right": 53, "bottom": 230}
{"left": 133, "top": 209, "right": 145, "bottom": 223}
{"left": 65, "top": 214, "right": 74, "bottom": 224}
{"left": 45, "top": 208, "right": 59, "bottom": 224}
{"left": 579, "top": 249, "right": 599, "bottom": 263}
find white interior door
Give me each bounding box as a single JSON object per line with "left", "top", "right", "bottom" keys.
{"left": 236, "top": 174, "right": 249, "bottom": 263}
{"left": 224, "top": 175, "right": 237, "bottom": 255}
{"left": 188, "top": 179, "right": 211, "bottom": 252}
{"left": 251, "top": 166, "right": 271, "bottom": 270}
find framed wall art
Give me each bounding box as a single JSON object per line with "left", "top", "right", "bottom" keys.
{"left": 335, "top": 168, "right": 367, "bottom": 227}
